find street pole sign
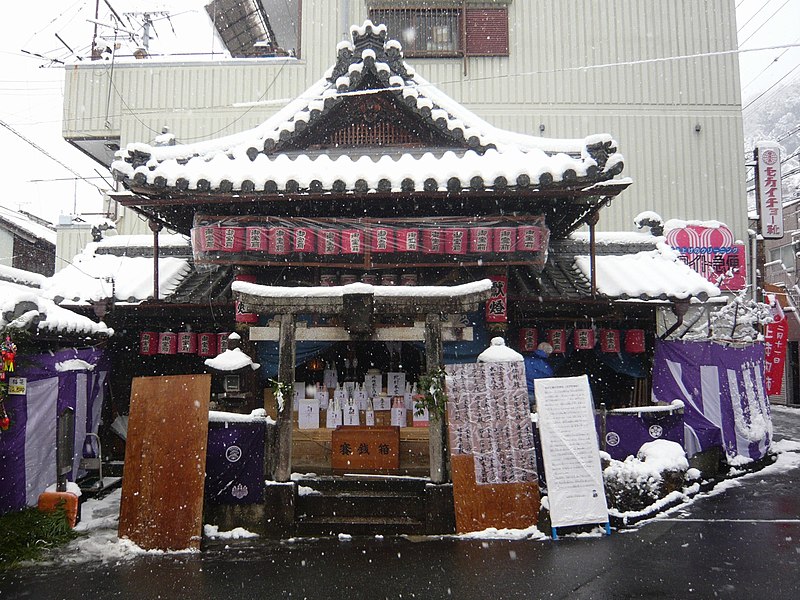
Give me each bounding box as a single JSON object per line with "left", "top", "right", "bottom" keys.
{"left": 755, "top": 141, "right": 783, "bottom": 239}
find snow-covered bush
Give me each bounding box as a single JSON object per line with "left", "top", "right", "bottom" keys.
{"left": 709, "top": 292, "right": 772, "bottom": 343}
{"left": 603, "top": 440, "right": 689, "bottom": 511}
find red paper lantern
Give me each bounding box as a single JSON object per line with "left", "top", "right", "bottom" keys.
{"left": 219, "top": 227, "right": 245, "bottom": 252}
{"left": 625, "top": 329, "right": 646, "bottom": 353}
{"left": 317, "top": 230, "right": 339, "bottom": 255}
{"left": 470, "top": 227, "right": 492, "bottom": 253}
{"left": 217, "top": 333, "right": 232, "bottom": 353}
{"left": 293, "top": 227, "right": 316, "bottom": 252}
{"left": 599, "top": 329, "right": 621, "bottom": 353}
{"left": 548, "top": 329, "right": 567, "bottom": 354}
{"left": 177, "top": 332, "right": 197, "bottom": 354}
{"left": 158, "top": 332, "right": 177, "bottom": 355}
{"left": 197, "top": 226, "right": 222, "bottom": 251}
{"left": 519, "top": 328, "right": 538, "bottom": 352}
{"left": 140, "top": 332, "right": 158, "bottom": 356}
{"left": 422, "top": 229, "right": 444, "bottom": 254}
{"left": 396, "top": 229, "right": 420, "bottom": 252}
{"left": 444, "top": 228, "right": 468, "bottom": 255}
{"left": 574, "top": 328, "right": 595, "bottom": 350}
{"left": 370, "top": 227, "right": 395, "bottom": 253}
{"left": 245, "top": 227, "right": 268, "bottom": 251}
{"left": 269, "top": 227, "right": 291, "bottom": 255}
{"left": 341, "top": 230, "right": 364, "bottom": 254}
{"left": 517, "top": 226, "right": 543, "bottom": 252}
{"left": 197, "top": 333, "right": 217, "bottom": 357}
{"left": 493, "top": 227, "right": 517, "bottom": 253}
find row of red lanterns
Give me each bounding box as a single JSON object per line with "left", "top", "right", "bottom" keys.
{"left": 519, "top": 328, "right": 646, "bottom": 354}
{"left": 140, "top": 331, "right": 231, "bottom": 357}
{"left": 195, "top": 224, "right": 545, "bottom": 255}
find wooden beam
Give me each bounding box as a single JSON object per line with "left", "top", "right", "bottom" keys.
{"left": 249, "top": 324, "right": 474, "bottom": 342}
{"left": 425, "top": 312, "right": 447, "bottom": 484}
{"left": 274, "top": 313, "right": 296, "bottom": 482}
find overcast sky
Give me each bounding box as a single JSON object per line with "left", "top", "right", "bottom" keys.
{"left": 0, "top": 0, "right": 798, "bottom": 227}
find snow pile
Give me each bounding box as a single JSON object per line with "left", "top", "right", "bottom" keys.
{"left": 233, "top": 279, "right": 492, "bottom": 299}
{"left": 477, "top": 337, "right": 524, "bottom": 363}
{"left": 204, "top": 347, "right": 260, "bottom": 371}
{"left": 709, "top": 292, "right": 772, "bottom": 342}
{"left": 604, "top": 440, "right": 688, "bottom": 512}
{"left": 455, "top": 524, "right": 545, "bottom": 541}
{"left": 203, "top": 524, "right": 259, "bottom": 540}
{"left": 209, "top": 408, "right": 273, "bottom": 423}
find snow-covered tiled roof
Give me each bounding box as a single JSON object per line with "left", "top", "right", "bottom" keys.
{"left": 0, "top": 279, "right": 112, "bottom": 338}
{"left": 42, "top": 236, "right": 192, "bottom": 304}
{"left": 0, "top": 206, "right": 56, "bottom": 245}
{"left": 112, "top": 21, "right": 626, "bottom": 197}
{"left": 572, "top": 241, "right": 721, "bottom": 301}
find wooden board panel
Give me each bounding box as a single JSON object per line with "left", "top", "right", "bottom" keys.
{"left": 119, "top": 374, "right": 211, "bottom": 550}
{"left": 451, "top": 454, "right": 539, "bottom": 533}
{"left": 330, "top": 426, "right": 400, "bottom": 473}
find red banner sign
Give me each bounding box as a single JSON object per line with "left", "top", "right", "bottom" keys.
{"left": 764, "top": 294, "right": 788, "bottom": 395}
{"left": 486, "top": 275, "right": 508, "bottom": 323}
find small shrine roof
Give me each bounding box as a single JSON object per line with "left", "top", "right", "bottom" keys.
{"left": 112, "top": 21, "right": 626, "bottom": 200}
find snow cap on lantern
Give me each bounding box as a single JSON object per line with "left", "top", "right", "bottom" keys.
{"left": 204, "top": 332, "right": 260, "bottom": 371}
{"left": 477, "top": 337, "right": 524, "bottom": 363}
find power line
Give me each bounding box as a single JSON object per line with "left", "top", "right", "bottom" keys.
{"left": 741, "top": 37, "right": 798, "bottom": 92}
{"left": 738, "top": 0, "right": 793, "bottom": 48}
{"left": 742, "top": 61, "right": 800, "bottom": 112}
{"left": 737, "top": 0, "right": 776, "bottom": 34}
{"left": 0, "top": 117, "right": 104, "bottom": 193}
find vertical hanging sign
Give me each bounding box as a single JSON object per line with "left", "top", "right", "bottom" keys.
{"left": 764, "top": 294, "right": 788, "bottom": 395}
{"left": 756, "top": 142, "right": 783, "bottom": 239}
{"left": 485, "top": 275, "right": 508, "bottom": 323}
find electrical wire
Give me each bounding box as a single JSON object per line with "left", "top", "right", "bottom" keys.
{"left": 743, "top": 61, "right": 800, "bottom": 112}
{"left": 738, "top": 0, "right": 793, "bottom": 48}
{"left": 737, "top": 0, "right": 777, "bottom": 34}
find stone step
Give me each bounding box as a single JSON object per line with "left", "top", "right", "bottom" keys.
{"left": 294, "top": 515, "right": 427, "bottom": 537}
{"left": 296, "top": 493, "right": 426, "bottom": 520}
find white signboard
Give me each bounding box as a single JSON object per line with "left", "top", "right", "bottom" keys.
{"left": 323, "top": 368, "right": 338, "bottom": 389}
{"left": 8, "top": 377, "right": 26, "bottom": 395}
{"left": 756, "top": 141, "right": 783, "bottom": 239}
{"left": 298, "top": 399, "right": 320, "bottom": 429}
{"left": 372, "top": 395, "right": 391, "bottom": 411}
{"left": 387, "top": 372, "right": 406, "bottom": 396}
{"left": 535, "top": 375, "right": 608, "bottom": 529}
{"left": 364, "top": 373, "right": 382, "bottom": 396}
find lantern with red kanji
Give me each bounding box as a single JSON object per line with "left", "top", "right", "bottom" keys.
{"left": 140, "top": 332, "right": 159, "bottom": 356}
{"left": 219, "top": 226, "right": 245, "bottom": 252}
{"left": 548, "top": 329, "right": 567, "bottom": 354}
{"left": 197, "top": 333, "right": 217, "bottom": 357}
{"left": 600, "top": 329, "right": 621, "bottom": 353}
{"left": 519, "top": 328, "right": 538, "bottom": 352}
{"left": 624, "top": 329, "right": 646, "bottom": 353}
{"left": 574, "top": 328, "right": 595, "bottom": 350}
{"left": 517, "top": 226, "right": 543, "bottom": 252}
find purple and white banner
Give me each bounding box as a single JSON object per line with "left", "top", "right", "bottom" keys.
{"left": 0, "top": 349, "right": 108, "bottom": 515}
{"left": 652, "top": 341, "right": 771, "bottom": 461}
{"left": 205, "top": 419, "right": 265, "bottom": 505}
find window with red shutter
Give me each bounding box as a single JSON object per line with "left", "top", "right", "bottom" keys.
{"left": 368, "top": 5, "right": 509, "bottom": 58}
{"left": 465, "top": 8, "right": 509, "bottom": 57}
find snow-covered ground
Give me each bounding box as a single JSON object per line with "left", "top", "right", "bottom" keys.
{"left": 28, "top": 405, "right": 800, "bottom": 564}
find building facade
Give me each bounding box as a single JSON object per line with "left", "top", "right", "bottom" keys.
{"left": 62, "top": 0, "right": 747, "bottom": 240}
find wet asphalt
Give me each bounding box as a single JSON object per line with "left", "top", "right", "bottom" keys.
{"left": 2, "top": 406, "right": 799, "bottom": 600}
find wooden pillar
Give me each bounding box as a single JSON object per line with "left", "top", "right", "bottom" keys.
{"left": 425, "top": 312, "right": 446, "bottom": 483}
{"left": 274, "top": 313, "right": 296, "bottom": 482}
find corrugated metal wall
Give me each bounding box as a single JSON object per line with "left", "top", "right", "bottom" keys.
{"left": 63, "top": 0, "right": 746, "bottom": 237}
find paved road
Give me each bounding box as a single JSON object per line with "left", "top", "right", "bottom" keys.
{"left": 2, "top": 407, "right": 799, "bottom": 600}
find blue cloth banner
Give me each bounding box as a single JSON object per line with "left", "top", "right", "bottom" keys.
{"left": 205, "top": 420, "right": 265, "bottom": 504}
